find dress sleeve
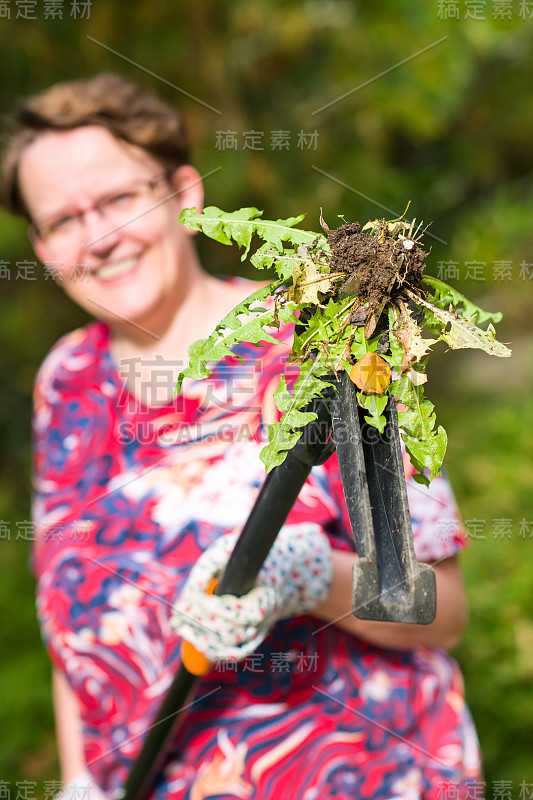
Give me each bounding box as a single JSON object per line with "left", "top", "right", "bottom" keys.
{"left": 406, "top": 468, "right": 467, "bottom": 563}
{"left": 30, "top": 325, "right": 114, "bottom": 576}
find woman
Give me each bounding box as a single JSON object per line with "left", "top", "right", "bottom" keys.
{"left": 1, "top": 73, "right": 481, "bottom": 800}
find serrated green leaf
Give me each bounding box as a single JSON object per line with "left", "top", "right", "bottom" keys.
{"left": 271, "top": 376, "right": 319, "bottom": 432}
{"left": 179, "top": 206, "right": 262, "bottom": 254}
{"left": 440, "top": 318, "right": 511, "bottom": 356}
{"left": 179, "top": 309, "right": 282, "bottom": 382}
{"left": 252, "top": 216, "right": 314, "bottom": 253}
{"left": 259, "top": 357, "right": 334, "bottom": 471}
{"left": 259, "top": 372, "right": 318, "bottom": 473}
{"left": 389, "top": 304, "right": 436, "bottom": 371}
{"left": 356, "top": 391, "right": 388, "bottom": 433}
{"left": 410, "top": 292, "right": 511, "bottom": 357}
{"left": 392, "top": 373, "right": 447, "bottom": 480}
{"left": 260, "top": 422, "right": 303, "bottom": 472}
{"left": 385, "top": 308, "right": 405, "bottom": 364}
{"left": 177, "top": 206, "right": 203, "bottom": 233}
{"left": 179, "top": 205, "right": 316, "bottom": 261}
{"left": 422, "top": 275, "right": 502, "bottom": 325}
{"left": 291, "top": 297, "right": 355, "bottom": 364}
{"left": 175, "top": 281, "right": 296, "bottom": 392}
{"left": 349, "top": 325, "right": 381, "bottom": 361}
{"left": 401, "top": 427, "right": 447, "bottom": 482}
{"left": 287, "top": 245, "right": 336, "bottom": 305}
{"left": 250, "top": 243, "right": 298, "bottom": 279}
{"left": 292, "top": 357, "right": 334, "bottom": 402}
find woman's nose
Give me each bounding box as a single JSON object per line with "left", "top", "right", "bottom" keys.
{"left": 82, "top": 208, "right": 122, "bottom": 255}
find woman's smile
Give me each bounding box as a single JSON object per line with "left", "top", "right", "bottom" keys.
{"left": 91, "top": 255, "right": 141, "bottom": 283}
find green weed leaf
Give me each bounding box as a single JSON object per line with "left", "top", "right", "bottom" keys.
{"left": 410, "top": 291, "right": 512, "bottom": 357}
{"left": 392, "top": 374, "right": 448, "bottom": 484}
{"left": 422, "top": 275, "right": 502, "bottom": 325}
{"left": 176, "top": 279, "right": 293, "bottom": 391}
{"left": 179, "top": 206, "right": 317, "bottom": 262}
{"left": 177, "top": 206, "right": 510, "bottom": 480}
{"left": 357, "top": 391, "right": 388, "bottom": 433}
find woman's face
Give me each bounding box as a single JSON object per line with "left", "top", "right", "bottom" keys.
{"left": 18, "top": 125, "right": 203, "bottom": 330}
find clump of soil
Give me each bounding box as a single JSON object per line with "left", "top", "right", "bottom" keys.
{"left": 326, "top": 220, "right": 428, "bottom": 314}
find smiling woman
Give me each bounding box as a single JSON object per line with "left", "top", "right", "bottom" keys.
{"left": 1, "top": 74, "right": 246, "bottom": 354}
{"left": 17, "top": 126, "right": 206, "bottom": 340}
{"left": 1, "top": 73, "right": 482, "bottom": 800}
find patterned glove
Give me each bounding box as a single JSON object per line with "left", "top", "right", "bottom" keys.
{"left": 170, "top": 523, "right": 332, "bottom": 662}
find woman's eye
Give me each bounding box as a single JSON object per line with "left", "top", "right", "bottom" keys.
{"left": 107, "top": 191, "right": 137, "bottom": 207}
{"left": 49, "top": 215, "right": 77, "bottom": 233}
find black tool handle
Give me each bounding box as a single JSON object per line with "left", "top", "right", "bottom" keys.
{"left": 330, "top": 371, "right": 436, "bottom": 624}
{"left": 121, "top": 394, "right": 334, "bottom": 800}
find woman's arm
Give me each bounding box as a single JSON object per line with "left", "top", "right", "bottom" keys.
{"left": 52, "top": 668, "right": 87, "bottom": 783}
{"left": 313, "top": 552, "right": 469, "bottom": 651}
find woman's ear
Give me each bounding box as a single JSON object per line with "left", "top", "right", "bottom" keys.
{"left": 170, "top": 165, "right": 204, "bottom": 225}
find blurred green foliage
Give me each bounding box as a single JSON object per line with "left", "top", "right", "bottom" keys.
{"left": 1, "top": 1, "right": 532, "bottom": 795}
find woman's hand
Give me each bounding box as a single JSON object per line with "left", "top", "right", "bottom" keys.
{"left": 170, "top": 523, "right": 333, "bottom": 662}
{"left": 312, "top": 551, "right": 469, "bottom": 651}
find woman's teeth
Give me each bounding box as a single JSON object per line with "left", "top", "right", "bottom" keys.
{"left": 96, "top": 257, "right": 138, "bottom": 282}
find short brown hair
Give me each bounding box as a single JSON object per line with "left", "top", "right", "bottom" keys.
{"left": 0, "top": 72, "right": 191, "bottom": 219}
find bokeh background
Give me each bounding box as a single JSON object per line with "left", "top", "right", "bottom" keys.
{"left": 1, "top": 1, "right": 533, "bottom": 795}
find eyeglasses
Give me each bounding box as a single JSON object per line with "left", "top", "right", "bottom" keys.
{"left": 28, "top": 173, "right": 171, "bottom": 250}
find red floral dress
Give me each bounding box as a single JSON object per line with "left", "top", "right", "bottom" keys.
{"left": 32, "top": 316, "right": 482, "bottom": 800}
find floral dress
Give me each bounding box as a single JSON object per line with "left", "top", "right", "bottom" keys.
{"left": 31, "top": 316, "right": 482, "bottom": 800}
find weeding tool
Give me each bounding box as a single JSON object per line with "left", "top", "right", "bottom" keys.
{"left": 121, "top": 373, "right": 436, "bottom": 800}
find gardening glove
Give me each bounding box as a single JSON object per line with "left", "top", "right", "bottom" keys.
{"left": 170, "top": 522, "right": 332, "bottom": 662}
{"left": 59, "top": 770, "right": 108, "bottom": 800}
